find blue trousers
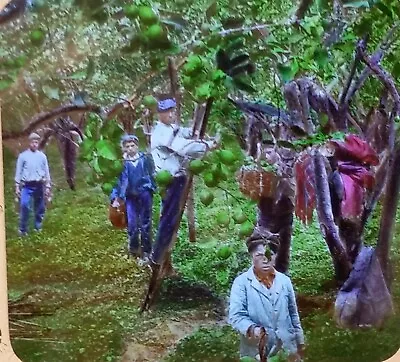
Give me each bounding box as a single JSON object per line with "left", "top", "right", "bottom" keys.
{"left": 19, "top": 182, "right": 46, "bottom": 234}
{"left": 126, "top": 190, "right": 153, "bottom": 254}
{"left": 151, "top": 175, "right": 187, "bottom": 264}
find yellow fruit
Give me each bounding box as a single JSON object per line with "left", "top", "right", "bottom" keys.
{"left": 199, "top": 190, "right": 214, "bottom": 206}
{"left": 138, "top": 6, "right": 158, "bottom": 25}
{"left": 156, "top": 170, "right": 173, "bottom": 186}
{"left": 216, "top": 211, "right": 230, "bottom": 227}
{"left": 217, "top": 245, "right": 232, "bottom": 259}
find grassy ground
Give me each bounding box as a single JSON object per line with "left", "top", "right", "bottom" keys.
{"left": 4, "top": 144, "right": 400, "bottom": 362}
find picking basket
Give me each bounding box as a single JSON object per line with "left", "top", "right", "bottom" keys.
{"left": 237, "top": 166, "right": 279, "bottom": 201}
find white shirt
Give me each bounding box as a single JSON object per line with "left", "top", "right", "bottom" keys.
{"left": 150, "top": 121, "right": 213, "bottom": 176}
{"left": 15, "top": 149, "right": 51, "bottom": 186}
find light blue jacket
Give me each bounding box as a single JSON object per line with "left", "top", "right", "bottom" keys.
{"left": 228, "top": 267, "right": 304, "bottom": 359}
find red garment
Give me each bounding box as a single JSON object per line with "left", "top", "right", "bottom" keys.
{"left": 329, "top": 135, "right": 379, "bottom": 219}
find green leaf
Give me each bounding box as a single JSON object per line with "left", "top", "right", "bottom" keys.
{"left": 393, "top": 62, "right": 400, "bottom": 78}
{"left": 96, "top": 140, "right": 119, "bottom": 160}
{"left": 375, "top": 2, "right": 393, "bottom": 18}
{"left": 80, "top": 139, "right": 95, "bottom": 160}
{"left": 314, "top": 48, "right": 329, "bottom": 68}
{"left": 89, "top": 157, "right": 102, "bottom": 174}
{"left": 98, "top": 157, "right": 121, "bottom": 179}
{"left": 277, "top": 61, "right": 298, "bottom": 83}
{"left": 42, "top": 85, "right": 60, "bottom": 100}
{"left": 100, "top": 120, "right": 124, "bottom": 141}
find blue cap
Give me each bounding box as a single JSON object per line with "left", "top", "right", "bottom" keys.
{"left": 157, "top": 98, "right": 176, "bottom": 112}
{"left": 120, "top": 134, "right": 139, "bottom": 144}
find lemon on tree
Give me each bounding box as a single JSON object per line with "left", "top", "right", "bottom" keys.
{"left": 189, "top": 159, "right": 206, "bottom": 175}
{"left": 233, "top": 209, "right": 248, "bottom": 224}
{"left": 101, "top": 182, "right": 113, "bottom": 195}
{"left": 124, "top": 4, "right": 139, "bottom": 19}
{"left": 239, "top": 221, "right": 253, "bottom": 238}
{"left": 217, "top": 245, "right": 232, "bottom": 260}
{"left": 218, "top": 149, "right": 237, "bottom": 165}
{"left": 156, "top": 170, "right": 173, "bottom": 187}
{"left": 203, "top": 172, "right": 219, "bottom": 188}
{"left": 145, "top": 24, "right": 164, "bottom": 41}
{"left": 30, "top": 29, "right": 45, "bottom": 46}
{"left": 199, "top": 189, "right": 214, "bottom": 206}
{"left": 143, "top": 95, "right": 158, "bottom": 110}
{"left": 216, "top": 211, "right": 230, "bottom": 227}
{"left": 138, "top": 6, "right": 158, "bottom": 25}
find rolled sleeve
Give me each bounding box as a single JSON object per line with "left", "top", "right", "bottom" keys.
{"left": 228, "top": 276, "right": 255, "bottom": 336}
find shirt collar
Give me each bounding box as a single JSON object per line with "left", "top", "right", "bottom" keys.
{"left": 253, "top": 266, "right": 276, "bottom": 289}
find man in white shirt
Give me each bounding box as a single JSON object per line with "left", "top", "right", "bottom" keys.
{"left": 15, "top": 133, "right": 51, "bottom": 236}
{"left": 149, "top": 96, "right": 217, "bottom": 266}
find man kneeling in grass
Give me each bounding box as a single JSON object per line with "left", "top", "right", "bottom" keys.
{"left": 229, "top": 228, "right": 305, "bottom": 361}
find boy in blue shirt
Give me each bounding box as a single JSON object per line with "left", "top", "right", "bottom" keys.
{"left": 110, "top": 135, "right": 156, "bottom": 262}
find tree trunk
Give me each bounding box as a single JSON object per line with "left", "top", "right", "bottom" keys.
{"left": 376, "top": 143, "right": 400, "bottom": 287}
{"left": 313, "top": 152, "right": 351, "bottom": 283}
{"left": 186, "top": 184, "right": 196, "bottom": 242}
{"left": 257, "top": 196, "right": 294, "bottom": 273}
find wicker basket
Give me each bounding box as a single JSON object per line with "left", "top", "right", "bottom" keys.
{"left": 237, "top": 166, "right": 279, "bottom": 201}
{"left": 109, "top": 201, "right": 127, "bottom": 229}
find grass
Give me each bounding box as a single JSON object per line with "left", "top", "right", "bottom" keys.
{"left": 4, "top": 144, "right": 400, "bottom": 362}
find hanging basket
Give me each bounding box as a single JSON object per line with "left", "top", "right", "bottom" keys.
{"left": 237, "top": 166, "right": 279, "bottom": 201}
{"left": 108, "top": 200, "right": 127, "bottom": 229}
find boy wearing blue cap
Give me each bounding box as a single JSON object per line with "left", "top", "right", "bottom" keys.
{"left": 110, "top": 134, "right": 156, "bottom": 262}
{"left": 149, "top": 94, "right": 219, "bottom": 267}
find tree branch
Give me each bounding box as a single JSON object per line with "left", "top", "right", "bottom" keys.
{"left": 376, "top": 143, "right": 400, "bottom": 286}
{"left": 313, "top": 150, "right": 351, "bottom": 283}
{"left": 345, "top": 23, "right": 399, "bottom": 105}
{"left": 2, "top": 103, "right": 102, "bottom": 140}
{"left": 357, "top": 40, "right": 400, "bottom": 116}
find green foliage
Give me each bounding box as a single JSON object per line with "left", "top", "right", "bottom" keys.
{"left": 79, "top": 114, "right": 124, "bottom": 194}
